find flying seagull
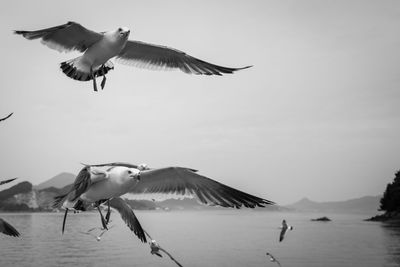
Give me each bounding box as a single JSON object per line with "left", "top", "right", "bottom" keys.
{"left": 0, "top": 178, "right": 20, "bottom": 237}
{"left": 15, "top": 22, "right": 252, "bottom": 91}
{"left": 0, "top": 112, "right": 13, "bottom": 122}
{"left": 266, "top": 252, "right": 282, "bottom": 267}
{"left": 279, "top": 219, "right": 293, "bottom": 242}
{"left": 144, "top": 230, "right": 183, "bottom": 267}
{"left": 79, "top": 225, "right": 115, "bottom": 241}
{"left": 53, "top": 162, "right": 274, "bottom": 238}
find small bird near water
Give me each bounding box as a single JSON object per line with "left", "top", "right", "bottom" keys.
{"left": 266, "top": 252, "right": 282, "bottom": 267}
{"left": 279, "top": 219, "right": 293, "bottom": 242}
{"left": 15, "top": 22, "right": 251, "bottom": 91}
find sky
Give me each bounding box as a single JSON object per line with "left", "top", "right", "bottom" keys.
{"left": 0, "top": 0, "right": 399, "bottom": 205}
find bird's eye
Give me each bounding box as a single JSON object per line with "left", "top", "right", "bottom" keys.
{"left": 127, "top": 170, "right": 132, "bottom": 174}
{"left": 118, "top": 28, "right": 123, "bottom": 32}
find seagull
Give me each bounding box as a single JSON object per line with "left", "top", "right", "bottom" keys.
{"left": 266, "top": 252, "right": 282, "bottom": 267}
{"left": 0, "top": 178, "right": 20, "bottom": 237}
{"left": 144, "top": 230, "right": 183, "bottom": 267}
{"left": 0, "top": 112, "right": 13, "bottom": 122}
{"left": 52, "top": 164, "right": 142, "bottom": 238}
{"left": 53, "top": 162, "right": 274, "bottom": 240}
{"left": 14, "top": 22, "right": 252, "bottom": 91}
{"left": 279, "top": 219, "right": 293, "bottom": 242}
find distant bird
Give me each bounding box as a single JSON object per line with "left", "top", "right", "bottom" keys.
{"left": 144, "top": 230, "right": 183, "bottom": 267}
{"left": 0, "top": 112, "right": 13, "bottom": 122}
{"left": 0, "top": 178, "right": 20, "bottom": 237}
{"left": 79, "top": 225, "right": 115, "bottom": 241}
{"left": 266, "top": 252, "right": 282, "bottom": 267}
{"left": 279, "top": 219, "right": 293, "bottom": 242}
{"left": 15, "top": 22, "right": 252, "bottom": 91}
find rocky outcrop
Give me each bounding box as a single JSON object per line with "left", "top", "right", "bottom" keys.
{"left": 365, "top": 211, "right": 400, "bottom": 222}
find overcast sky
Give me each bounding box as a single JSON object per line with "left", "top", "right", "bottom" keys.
{"left": 0, "top": 0, "right": 399, "bottom": 205}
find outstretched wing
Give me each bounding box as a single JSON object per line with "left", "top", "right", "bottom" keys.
{"left": 86, "top": 162, "right": 139, "bottom": 169}
{"left": 14, "top": 21, "right": 103, "bottom": 53}
{"left": 0, "top": 112, "right": 13, "bottom": 122}
{"left": 108, "top": 197, "right": 147, "bottom": 243}
{"left": 159, "top": 247, "right": 184, "bottom": 267}
{"left": 116, "top": 40, "right": 251, "bottom": 75}
{"left": 0, "top": 178, "right": 17, "bottom": 186}
{"left": 126, "top": 167, "right": 274, "bottom": 208}
{"left": 0, "top": 218, "right": 20, "bottom": 237}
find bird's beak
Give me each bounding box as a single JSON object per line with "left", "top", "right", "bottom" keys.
{"left": 131, "top": 172, "right": 140, "bottom": 181}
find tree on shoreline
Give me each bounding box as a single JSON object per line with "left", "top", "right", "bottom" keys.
{"left": 379, "top": 170, "right": 400, "bottom": 212}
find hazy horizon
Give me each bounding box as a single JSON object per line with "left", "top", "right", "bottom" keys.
{"left": 1, "top": 0, "right": 400, "bottom": 205}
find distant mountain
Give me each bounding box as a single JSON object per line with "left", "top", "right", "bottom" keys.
{"left": 286, "top": 196, "right": 381, "bottom": 214}
{"left": 35, "top": 172, "right": 75, "bottom": 190}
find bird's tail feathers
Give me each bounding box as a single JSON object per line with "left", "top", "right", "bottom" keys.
{"left": 52, "top": 193, "right": 69, "bottom": 209}
{"left": 60, "top": 57, "right": 114, "bottom": 81}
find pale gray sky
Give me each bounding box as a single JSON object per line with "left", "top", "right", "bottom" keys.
{"left": 0, "top": 0, "right": 399, "bottom": 205}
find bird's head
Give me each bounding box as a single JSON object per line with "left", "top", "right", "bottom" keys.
{"left": 116, "top": 27, "right": 130, "bottom": 40}
{"left": 109, "top": 166, "right": 141, "bottom": 182}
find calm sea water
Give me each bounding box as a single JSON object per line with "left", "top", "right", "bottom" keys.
{"left": 0, "top": 210, "right": 399, "bottom": 267}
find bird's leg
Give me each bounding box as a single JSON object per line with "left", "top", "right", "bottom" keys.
{"left": 100, "top": 75, "right": 106, "bottom": 90}
{"left": 97, "top": 206, "right": 108, "bottom": 230}
{"left": 105, "top": 200, "right": 111, "bottom": 224}
{"left": 90, "top": 66, "right": 98, "bottom": 92}
{"left": 62, "top": 208, "right": 68, "bottom": 234}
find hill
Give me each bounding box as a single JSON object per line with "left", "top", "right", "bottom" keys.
{"left": 286, "top": 196, "right": 381, "bottom": 214}
{"left": 35, "top": 172, "right": 75, "bottom": 190}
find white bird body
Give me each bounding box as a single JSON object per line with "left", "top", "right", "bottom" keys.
{"left": 80, "top": 166, "right": 139, "bottom": 202}
{"left": 60, "top": 165, "right": 140, "bottom": 209}
{"left": 74, "top": 28, "right": 129, "bottom": 73}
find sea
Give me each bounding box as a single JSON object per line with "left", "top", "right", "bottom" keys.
{"left": 0, "top": 210, "right": 399, "bottom": 267}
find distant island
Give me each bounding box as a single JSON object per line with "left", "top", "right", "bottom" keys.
{"left": 366, "top": 170, "right": 400, "bottom": 222}
{"left": 285, "top": 195, "right": 381, "bottom": 214}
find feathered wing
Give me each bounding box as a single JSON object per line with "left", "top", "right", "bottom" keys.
{"left": 116, "top": 40, "right": 252, "bottom": 75}
{"left": 0, "top": 112, "right": 13, "bottom": 122}
{"left": 14, "top": 21, "right": 103, "bottom": 53}
{"left": 52, "top": 166, "right": 92, "bottom": 208}
{"left": 108, "top": 197, "right": 147, "bottom": 243}
{"left": 125, "top": 167, "right": 274, "bottom": 208}
{"left": 159, "top": 247, "right": 184, "bottom": 267}
{"left": 0, "top": 178, "right": 17, "bottom": 186}
{"left": 0, "top": 218, "right": 20, "bottom": 237}
{"left": 279, "top": 227, "right": 287, "bottom": 242}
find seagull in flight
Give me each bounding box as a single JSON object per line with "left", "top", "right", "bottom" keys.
{"left": 266, "top": 252, "right": 282, "bottom": 267}
{"left": 0, "top": 178, "right": 20, "bottom": 237}
{"left": 279, "top": 219, "right": 293, "bottom": 242}
{"left": 144, "top": 230, "right": 183, "bottom": 267}
{"left": 53, "top": 162, "right": 274, "bottom": 242}
{"left": 15, "top": 22, "right": 252, "bottom": 91}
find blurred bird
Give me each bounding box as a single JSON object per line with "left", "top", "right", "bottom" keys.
{"left": 0, "top": 178, "right": 20, "bottom": 237}
{"left": 79, "top": 225, "right": 114, "bottom": 241}
{"left": 266, "top": 252, "right": 282, "bottom": 267}
{"left": 0, "top": 112, "right": 13, "bottom": 122}
{"left": 279, "top": 219, "right": 293, "bottom": 242}
{"left": 15, "top": 22, "right": 252, "bottom": 91}
{"left": 144, "top": 230, "right": 183, "bottom": 267}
